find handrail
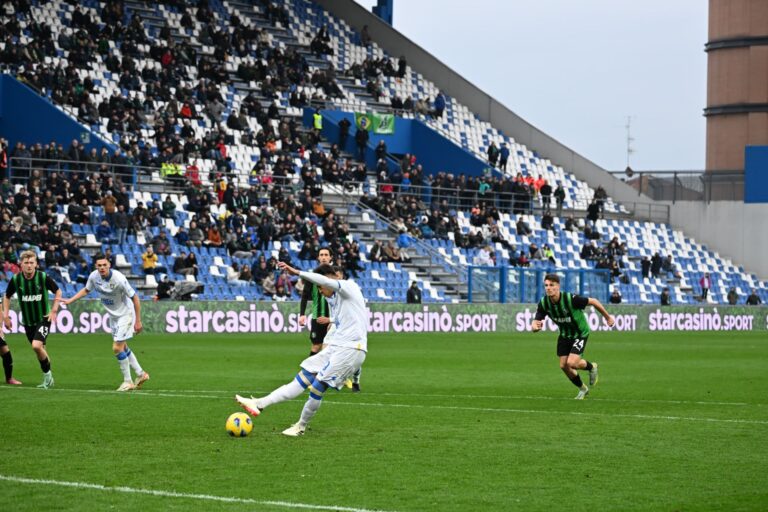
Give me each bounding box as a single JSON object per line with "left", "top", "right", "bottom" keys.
{"left": 331, "top": 182, "right": 469, "bottom": 287}
{"left": 607, "top": 169, "right": 744, "bottom": 203}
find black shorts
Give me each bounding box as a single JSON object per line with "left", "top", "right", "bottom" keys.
{"left": 556, "top": 335, "right": 588, "bottom": 357}
{"left": 23, "top": 320, "right": 52, "bottom": 345}
{"left": 309, "top": 319, "right": 329, "bottom": 345}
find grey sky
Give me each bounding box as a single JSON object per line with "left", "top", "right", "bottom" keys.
{"left": 352, "top": 0, "right": 708, "bottom": 172}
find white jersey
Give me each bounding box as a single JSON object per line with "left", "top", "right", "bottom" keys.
{"left": 85, "top": 269, "right": 136, "bottom": 320}
{"left": 298, "top": 271, "right": 367, "bottom": 352}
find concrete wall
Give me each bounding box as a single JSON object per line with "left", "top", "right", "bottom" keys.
{"left": 314, "top": 0, "right": 646, "bottom": 206}
{"left": 0, "top": 75, "right": 113, "bottom": 155}
{"left": 667, "top": 200, "right": 768, "bottom": 279}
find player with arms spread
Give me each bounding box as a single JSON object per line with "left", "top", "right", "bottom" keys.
{"left": 236, "top": 262, "right": 368, "bottom": 436}
{"left": 3, "top": 250, "right": 61, "bottom": 388}
{"left": 59, "top": 253, "right": 149, "bottom": 391}
{"left": 531, "top": 273, "right": 614, "bottom": 399}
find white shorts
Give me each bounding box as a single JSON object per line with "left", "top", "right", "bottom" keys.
{"left": 110, "top": 315, "right": 135, "bottom": 342}
{"left": 300, "top": 345, "right": 366, "bottom": 390}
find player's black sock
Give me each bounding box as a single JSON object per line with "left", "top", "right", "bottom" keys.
{"left": 584, "top": 361, "right": 593, "bottom": 371}
{"left": 40, "top": 357, "right": 51, "bottom": 373}
{"left": 1, "top": 351, "right": 13, "bottom": 380}
{"left": 569, "top": 374, "right": 584, "bottom": 388}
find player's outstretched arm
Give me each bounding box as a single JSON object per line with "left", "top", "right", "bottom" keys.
{"left": 588, "top": 297, "right": 615, "bottom": 327}
{"left": 58, "top": 287, "right": 90, "bottom": 306}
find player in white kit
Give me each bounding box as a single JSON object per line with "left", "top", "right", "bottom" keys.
{"left": 236, "top": 262, "right": 368, "bottom": 436}
{"left": 59, "top": 254, "right": 150, "bottom": 391}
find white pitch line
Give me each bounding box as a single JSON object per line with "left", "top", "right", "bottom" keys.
{"left": 2, "top": 386, "right": 766, "bottom": 425}
{"left": 0, "top": 475, "right": 395, "bottom": 512}
{"left": 334, "top": 401, "right": 768, "bottom": 425}
{"left": 6, "top": 385, "right": 760, "bottom": 408}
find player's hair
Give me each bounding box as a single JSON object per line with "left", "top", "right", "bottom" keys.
{"left": 314, "top": 263, "right": 337, "bottom": 277}
{"left": 93, "top": 253, "right": 109, "bottom": 263}
{"left": 19, "top": 250, "right": 37, "bottom": 262}
{"left": 544, "top": 273, "right": 560, "bottom": 284}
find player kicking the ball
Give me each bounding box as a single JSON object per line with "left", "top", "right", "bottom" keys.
{"left": 531, "top": 273, "right": 613, "bottom": 399}
{"left": 236, "top": 262, "right": 368, "bottom": 436}
{"left": 59, "top": 253, "right": 150, "bottom": 391}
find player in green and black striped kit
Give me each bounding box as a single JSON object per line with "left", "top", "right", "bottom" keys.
{"left": 531, "top": 273, "right": 614, "bottom": 399}
{"left": 299, "top": 247, "right": 333, "bottom": 357}
{"left": 2, "top": 251, "right": 61, "bottom": 388}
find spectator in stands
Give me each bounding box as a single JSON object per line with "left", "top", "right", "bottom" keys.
{"left": 262, "top": 270, "right": 277, "bottom": 296}
{"left": 660, "top": 287, "right": 671, "bottom": 306}
{"left": 641, "top": 256, "right": 651, "bottom": 280}
{"left": 580, "top": 241, "right": 596, "bottom": 260}
{"left": 433, "top": 91, "right": 446, "bottom": 118}
{"left": 141, "top": 246, "right": 164, "bottom": 275}
{"left": 699, "top": 273, "right": 711, "bottom": 301}
{"left": 206, "top": 225, "right": 223, "bottom": 248}
{"left": 355, "top": 125, "right": 369, "bottom": 162}
{"left": 173, "top": 251, "right": 197, "bottom": 277}
{"left": 338, "top": 117, "right": 351, "bottom": 150}
{"left": 609, "top": 289, "right": 622, "bottom": 304}
{"left": 516, "top": 217, "right": 532, "bottom": 236}
{"left": 252, "top": 258, "right": 270, "bottom": 286}
{"left": 727, "top": 287, "right": 739, "bottom": 305}
{"left": 368, "top": 240, "right": 384, "bottom": 263}
{"left": 528, "top": 243, "right": 544, "bottom": 260}
{"left": 543, "top": 245, "right": 556, "bottom": 265}
{"left": 746, "top": 289, "right": 762, "bottom": 305}
{"left": 161, "top": 195, "right": 176, "bottom": 219}
{"left": 188, "top": 221, "right": 205, "bottom": 248}
{"left": 662, "top": 255, "right": 681, "bottom": 279}
{"left": 474, "top": 245, "right": 494, "bottom": 267}
{"left": 516, "top": 251, "right": 530, "bottom": 267}
{"left": 594, "top": 185, "right": 607, "bottom": 214}
{"left": 541, "top": 210, "right": 556, "bottom": 233}
{"left": 396, "top": 229, "right": 413, "bottom": 263}
{"left": 227, "top": 262, "right": 250, "bottom": 286}
{"left": 586, "top": 199, "right": 600, "bottom": 224}
{"left": 101, "top": 190, "right": 117, "bottom": 227}
{"left": 486, "top": 142, "right": 499, "bottom": 168}
{"left": 152, "top": 230, "right": 172, "bottom": 256}
{"left": 540, "top": 179, "right": 552, "bottom": 209}
{"left": 95, "top": 219, "right": 116, "bottom": 245}
{"left": 498, "top": 143, "right": 510, "bottom": 172}
{"left": 406, "top": 281, "right": 422, "bottom": 304}
{"left": 554, "top": 182, "right": 566, "bottom": 217}
{"left": 650, "top": 253, "right": 663, "bottom": 279}
{"left": 382, "top": 241, "right": 401, "bottom": 262}
{"left": 174, "top": 226, "right": 189, "bottom": 247}
{"left": 113, "top": 204, "right": 129, "bottom": 245}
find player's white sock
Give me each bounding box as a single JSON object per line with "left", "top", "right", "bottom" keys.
{"left": 125, "top": 347, "right": 144, "bottom": 376}
{"left": 116, "top": 352, "right": 131, "bottom": 382}
{"left": 260, "top": 379, "right": 305, "bottom": 408}
{"left": 299, "top": 395, "right": 323, "bottom": 426}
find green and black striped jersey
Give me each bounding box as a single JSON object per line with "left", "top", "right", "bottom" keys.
{"left": 5, "top": 270, "right": 59, "bottom": 326}
{"left": 300, "top": 280, "right": 329, "bottom": 319}
{"left": 535, "top": 292, "right": 590, "bottom": 339}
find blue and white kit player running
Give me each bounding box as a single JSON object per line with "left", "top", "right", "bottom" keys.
{"left": 59, "top": 254, "right": 150, "bottom": 391}
{"left": 236, "top": 262, "right": 368, "bottom": 436}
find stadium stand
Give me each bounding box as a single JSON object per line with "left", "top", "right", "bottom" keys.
{"left": 0, "top": 0, "right": 765, "bottom": 305}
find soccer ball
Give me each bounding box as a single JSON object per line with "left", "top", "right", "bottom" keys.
{"left": 225, "top": 412, "right": 253, "bottom": 437}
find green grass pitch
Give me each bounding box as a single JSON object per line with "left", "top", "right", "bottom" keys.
{"left": 1, "top": 330, "right": 767, "bottom": 511}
